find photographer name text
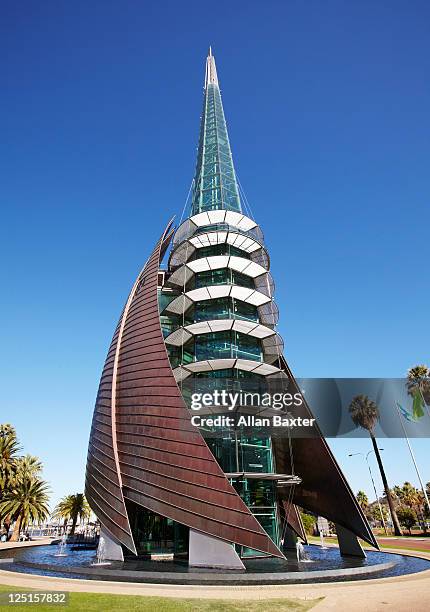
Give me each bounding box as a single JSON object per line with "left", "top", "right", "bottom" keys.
{"left": 190, "top": 415, "right": 315, "bottom": 428}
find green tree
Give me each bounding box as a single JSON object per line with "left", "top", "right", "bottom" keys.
{"left": 0, "top": 425, "right": 48, "bottom": 541}
{"left": 394, "top": 482, "right": 417, "bottom": 506}
{"left": 300, "top": 512, "right": 316, "bottom": 536}
{"left": 53, "top": 494, "right": 91, "bottom": 536}
{"left": 349, "top": 395, "right": 402, "bottom": 536}
{"left": 397, "top": 506, "right": 417, "bottom": 535}
{"left": 367, "top": 502, "right": 389, "bottom": 525}
{"left": 0, "top": 424, "right": 20, "bottom": 494}
{"left": 0, "top": 424, "right": 21, "bottom": 536}
{"left": 394, "top": 482, "right": 427, "bottom": 532}
{"left": 425, "top": 483, "right": 430, "bottom": 519}
{"left": 356, "top": 490, "right": 369, "bottom": 511}
{"left": 0, "top": 477, "right": 50, "bottom": 541}
{"left": 14, "top": 455, "right": 43, "bottom": 481}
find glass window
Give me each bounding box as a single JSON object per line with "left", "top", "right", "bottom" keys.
{"left": 158, "top": 289, "right": 179, "bottom": 313}
{"left": 234, "top": 331, "right": 262, "bottom": 360}
{"left": 126, "top": 502, "right": 189, "bottom": 556}
{"left": 190, "top": 268, "right": 254, "bottom": 290}
{"left": 194, "top": 330, "right": 262, "bottom": 362}
{"left": 206, "top": 434, "right": 280, "bottom": 554}
{"left": 166, "top": 343, "right": 194, "bottom": 369}
{"left": 231, "top": 270, "right": 254, "bottom": 288}
{"left": 233, "top": 300, "right": 259, "bottom": 321}
{"left": 160, "top": 314, "right": 181, "bottom": 338}
{"left": 195, "top": 331, "right": 231, "bottom": 361}
{"left": 194, "top": 268, "right": 228, "bottom": 288}
{"left": 190, "top": 244, "right": 250, "bottom": 260}
{"left": 193, "top": 298, "right": 230, "bottom": 321}
{"left": 238, "top": 511, "right": 279, "bottom": 557}
{"left": 192, "top": 298, "right": 258, "bottom": 322}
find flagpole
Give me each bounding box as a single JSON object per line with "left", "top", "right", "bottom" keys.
{"left": 394, "top": 402, "right": 430, "bottom": 515}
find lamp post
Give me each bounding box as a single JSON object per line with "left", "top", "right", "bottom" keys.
{"left": 349, "top": 449, "right": 389, "bottom": 536}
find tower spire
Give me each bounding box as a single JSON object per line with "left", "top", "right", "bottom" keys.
{"left": 191, "top": 49, "right": 241, "bottom": 216}
{"left": 205, "top": 46, "right": 219, "bottom": 88}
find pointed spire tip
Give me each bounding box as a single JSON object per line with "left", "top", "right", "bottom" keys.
{"left": 204, "top": 46, "right": 218, "bottom": 88}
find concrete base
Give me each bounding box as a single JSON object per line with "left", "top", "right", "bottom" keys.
{"left": 282, "top": 526, "right": 298, "bottom": 550}
{"left": 98, "top": 528, "right": 124, "bottom": 562}
{"left": 188, "top": 530, "right": 245, "bottom": 570}
{"left": 335, "top": 524, "right": 366, "bottom": 558}
{"left": 12, "top": 556, "right": 399, "bottom": 584}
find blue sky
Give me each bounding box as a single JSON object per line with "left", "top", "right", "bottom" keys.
{"left": 1, "top": 1, "right": 429, "bottom": 508}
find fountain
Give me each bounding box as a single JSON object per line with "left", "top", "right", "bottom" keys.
{"left": 320, "top": 531, "right": 328, "bottom": 549}
{"left": 54, "top": 534, "right": 68, "bottom": 557}
{"left": 1, "top": 542, "right": 429, "bottom": 584}
{"left": 91, "top": 534, "right": 111, "bottom": 566}
{"left": 296, "top": 541, "right": 312, "bottom": 563}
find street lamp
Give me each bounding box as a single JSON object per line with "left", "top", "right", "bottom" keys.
{"left": 349, "top": 449, "right": 389, "bottom": 536}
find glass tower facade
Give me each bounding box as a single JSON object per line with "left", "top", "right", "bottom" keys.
{"left": 191, "top": 50, "right": 241, "bottom": 215}
{"left": 158, "top": 49, "right": 282, "bottom": 557}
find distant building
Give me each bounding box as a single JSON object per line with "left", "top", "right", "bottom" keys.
{"left": 317, "top": 517, "right": 330, "bottom": 535}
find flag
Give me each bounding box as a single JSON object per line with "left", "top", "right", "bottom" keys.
{"left": 412, "top": 389, "right": 425, "bottom": 420}
{"left": 396, "top": 402, "right": 415, "bottom": 422}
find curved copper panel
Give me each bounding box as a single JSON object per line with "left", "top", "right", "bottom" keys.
{"left": 85, "top": 224, "right": 174, "bottom": 553}
{"left": 86, "top": 221, "right": 283, "bottom": 558}
{"left": 273, "top": 356, "right": 378, "bottom": 549}
{"left": 281, "top": 501, "right": 307, "bottom": 544}
{"left": 85, "top": 318, "right": 136, "bottom": 553}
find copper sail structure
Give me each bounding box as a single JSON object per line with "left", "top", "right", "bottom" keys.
{"left": 86, "top": 221, "right": 282, "bottom": 559}
{"left": 86, "top": 49, "right": 377, "bottom": 563}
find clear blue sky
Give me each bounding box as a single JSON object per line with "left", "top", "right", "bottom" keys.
{"left": 1, "top": 1, "right": 429, "bottom": 508}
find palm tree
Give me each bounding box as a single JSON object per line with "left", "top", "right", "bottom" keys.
{"left": 356, "top": 490, "right": 369, "bottom": 511}
{"left": 0, "top": 424, "right": 20, "bottom": 493}
{"left": 349, "top": 395, "right": 402, "bottom": 536}
{"left": 426, "top": 482, "right": 430, "bottom": 516}
{"left": 53, "top": 494, "right": 91, "bottom": 536}
{"left": 368, "top": 501, "right": 388, "bottom": 525}
{"left": 399, "top": 482, "right": 420, "bottom": 506}
{"left": 407, "top": 365, "right": 430, "bottom": 406}
{"left": 0, "top": 477, "right": 50, "bottom": 541}
{"left": 14, "top": 455, "right": 43, "bottom": 480}
{"left": 0, "top": 424, "right": 21, "bottom": 537}
{"left": 52, "top": 495, "right": 73, "bottom": 533}
{"left": 394, "top": 482, "right": 427, "bottom": 532}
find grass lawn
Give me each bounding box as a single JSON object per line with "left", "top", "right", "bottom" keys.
{"left": 0, "top": 586, "right": 322, "bottom": 611}
{"left": 308, "top": 534, "right": 430, "bottom": 554}
{"left": 377, "top": 544, "right": 430, "bottom": 553}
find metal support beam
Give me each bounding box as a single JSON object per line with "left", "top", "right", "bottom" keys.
{"left": 188, "top": 530, "right": 245, "bottom": 570}
{"left": 335, "top": 523, "right": 366, "bottom": 558}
